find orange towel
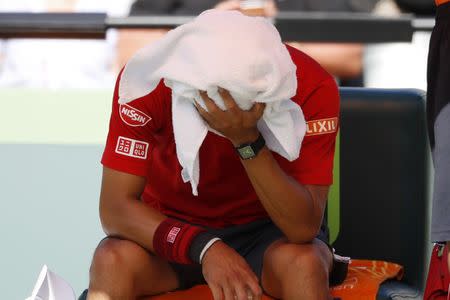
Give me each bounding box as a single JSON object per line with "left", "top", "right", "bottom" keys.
{"left": 148, "top": 285, "right": 273, "bottom": 300}
{"left": 331, "top": 259, "right": 404, "bottom": 300}
{"left": 436, "top": 0, "right": 450, "bottom": 6}
{"left": 146, "top": 259, "right": 403, "bottom": 300}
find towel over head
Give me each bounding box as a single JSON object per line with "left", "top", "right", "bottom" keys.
{"left": 118, "top": 9, "right": 306, "bottom": 195}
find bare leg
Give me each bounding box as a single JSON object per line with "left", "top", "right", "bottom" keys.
{"left": 261, "top": 238, "right": 333, "bottom": 300}
{"left": 87, "top": 238, "right": 179, "bottom": 300}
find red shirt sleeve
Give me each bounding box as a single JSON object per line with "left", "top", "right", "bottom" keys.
{"left": 101, "top": 71, "right": 168, "bottom": 177}
{"left": 276, "top": 77, "right": 340, "bottom": 186}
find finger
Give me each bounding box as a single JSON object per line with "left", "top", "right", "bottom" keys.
{"left": 233, "top": 280, "right": 248, "bottom": 300}
{"left": 222, "top": 283, "right": 235, "bottom": 300}
{"left": 194, "top": 100, "right": 207, "bottom": 114}
{"left": 245, "top": 279, "right": 263, "bottom": 300}
{"left": 209, "top": 284, "right": 224, "bottom": 300}
{"left": 194, "top": 101, "right": 216, "bottom": 125}
{"left": 199, "top": 90, "right": 222, "bottom": 114}
{"left": 250, "top": 102, "right": 266, "bottom": 119}
{"left": 218, "top": 88, "right": 239, "bottom": 112}
{"left": 238, "top": 266, "right": 262, "bottom": 300}
{"left": 235, "top": 268, "right": 261, "bottom": 300}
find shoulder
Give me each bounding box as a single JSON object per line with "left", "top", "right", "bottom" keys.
{"left": 113, "top": 70, "right": 172, "bottom": 129}
{"left": 285, "top": 44, "right": 339, "bottom": 122}
{"left": 285, "top": 44, "right": 336, "bottom": 99}
{"left": 115, "top": 68, "right": 171, "bottom": 105}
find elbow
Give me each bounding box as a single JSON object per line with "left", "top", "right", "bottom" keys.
{"left": 100, "top": 215, "right": 112, "bottom": 236}
{"left": 99, "top": 205, "right": 114, "bottom": 236}
{"left": 99, "top": 197, "right": 121, "bottom": 236}
{"left": 284, "top": 222, "right": 322, "bottom": 245}
{"left": 286, "top": 230, "right": 317, "bottom": 244}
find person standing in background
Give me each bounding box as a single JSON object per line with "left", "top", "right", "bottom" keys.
{"left": 427, "top": 0, "right": 450, "bottom": 272}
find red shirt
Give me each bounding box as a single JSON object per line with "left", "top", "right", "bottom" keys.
{"left": 101, "top": 45, "right": 340, "bottom": 228}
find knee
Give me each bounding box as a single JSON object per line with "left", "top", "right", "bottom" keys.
{"left": 89, "top": 238, "right": 135, "bottom": 278}
{"left": 288, "top": 246, "right": 329, "bottom": 279}
{"left": 263, "top": 242, "right": 333, "bottom": 299}
{"left": 272, "top": 243, "right": 330, "bottom": 281}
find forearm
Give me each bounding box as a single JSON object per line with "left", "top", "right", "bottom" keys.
{"left": 240, "top": 147, "right": 323, "bottom": 243}
{"left": 100, "top": 196, "right": 166, "bottom": 252}
{"left": 194, "top": 89, "right": 327, "bottom": 243}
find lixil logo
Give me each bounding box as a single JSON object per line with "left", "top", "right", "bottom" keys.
{"left": 306, "top": 117, "right": 338, "bottom": 136}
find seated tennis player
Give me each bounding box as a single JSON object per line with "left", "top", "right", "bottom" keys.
{"left": 87, "top": 10, "right": 341, "bottom": 300}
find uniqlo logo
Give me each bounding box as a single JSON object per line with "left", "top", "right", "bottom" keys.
{"left": 167, "top": 227, "right": 181, "bottom": 243}
{"left": 115, "top": 136, "right": 149, "bottom": 159}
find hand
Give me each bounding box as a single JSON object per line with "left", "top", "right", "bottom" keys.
{"left": 194, "top": 88, "right": 265, "bottom": 146}
{"left": 202, "top": 241, "right": 262, "bottom": 300}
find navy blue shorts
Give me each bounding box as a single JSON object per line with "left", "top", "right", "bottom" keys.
{"left": 169, "top": 218, "right": 332, "bottom": 290}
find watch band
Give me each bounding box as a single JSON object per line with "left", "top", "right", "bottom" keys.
{"left": 235, "top": 133, "right": 266, "bottom": 160}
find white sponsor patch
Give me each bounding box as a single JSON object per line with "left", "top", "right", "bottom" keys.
{"left": 115, "top": 136, "right": 149, "bottom": 159}
{"left": 306, "top": 117, "right": 338, "bottom": 136}
{"left": 119, "top": 104, "right": 151, "bottom": 127}
{"left": 167, "top": 227, "right": 181, "bottom": 243}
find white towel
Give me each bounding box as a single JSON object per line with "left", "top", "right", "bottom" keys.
{"left": 119, "top": 9, "right": 306, "bottom": 195}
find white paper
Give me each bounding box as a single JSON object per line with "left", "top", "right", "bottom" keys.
{"left": 25, "top": 265, "right": 76, "bottom": 300}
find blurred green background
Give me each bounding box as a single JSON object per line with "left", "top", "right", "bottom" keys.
{"left": 0, "top": 88, "right": 112, "bottom": 299}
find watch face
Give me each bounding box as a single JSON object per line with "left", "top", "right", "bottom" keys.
{"left": 238, "top": 145, "right": 255, "bottom": 159}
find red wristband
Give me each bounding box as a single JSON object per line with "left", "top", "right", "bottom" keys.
{"left": 153, "top": 218, "right": 206, "bottom": 264}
